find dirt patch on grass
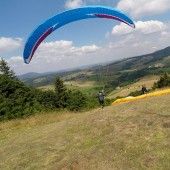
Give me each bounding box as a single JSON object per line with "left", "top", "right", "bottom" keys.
{"left": 162, "top": 122, "right": 170, "bottom": 128}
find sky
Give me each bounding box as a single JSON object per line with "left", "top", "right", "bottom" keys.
{"left": 0, "top": 0, "right": 170, "bottom": 75}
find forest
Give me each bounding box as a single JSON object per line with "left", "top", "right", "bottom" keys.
{"left": 0, "top": 59, "right": 111, "bottom": 121}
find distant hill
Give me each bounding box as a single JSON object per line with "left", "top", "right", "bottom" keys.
{"left": 19, "top": 46, "right": 170, "bottom": 88}
{"left": 19, "top": 72, "right": 42, "bottom": 81}
{"left": 104, "top": 46, "right": 170, "bottom": 71}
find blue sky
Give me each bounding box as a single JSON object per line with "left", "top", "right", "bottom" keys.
{"left": 0, "top": 0, "right": 170, "bottom": 75}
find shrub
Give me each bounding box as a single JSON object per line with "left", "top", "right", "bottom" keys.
{"left": 152, "top": 73, "right": 170, "bottom": 89}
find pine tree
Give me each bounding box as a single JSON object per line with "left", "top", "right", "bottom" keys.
{"left": 54, "top": 77, "right": 68, "bottom": 108}
{"left": 0, "top": 58, "right": 17, "bottom": 79}
{"left": 152, "top": 73, "right": 170, "bottom": 89}
{"left": 54, "top": 77, "right": 65, "bottom": 94}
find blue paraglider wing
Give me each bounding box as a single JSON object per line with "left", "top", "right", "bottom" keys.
{"left": 23, "top": 6, "right": 135, "bottom": 64}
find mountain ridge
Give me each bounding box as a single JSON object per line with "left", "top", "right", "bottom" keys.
{"left": 19, "top": 46, "right": 170, "bottom": 88}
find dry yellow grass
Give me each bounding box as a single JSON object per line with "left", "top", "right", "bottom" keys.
{"left": 38, "top": 85, "right": 54, "bottom": 91}
{"left": 33, "top": 78, "right": 46, "bottom": 83}
{"left": 0, "top": 111, "right": 80, "bottom": 131}
{"left": 0, "top": 94, "right": 170, "bottom": 169}
{"left": 64, "top": 80, "right": 96, "bottom": 87}
{"left": 38, "top": 81, "right": 95, "bottom": 91}
{"left": 108, "top": 75, "right": 160, "bottom": 99}
{"left": 63, "top": 71, "right": 94, "bottom": 81}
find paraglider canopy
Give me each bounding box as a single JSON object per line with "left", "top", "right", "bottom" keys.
{"left": 23, "top": 6, "right": 135, "bottom": 64}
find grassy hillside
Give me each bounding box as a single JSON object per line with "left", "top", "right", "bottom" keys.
{"left": 0, "top": 94, "right": 170, "bottom": 170}
{"left": 107, "top": 75, "right": 160, "bottom": 99}
{"left": 38, "top": 80, "right": 103, "bottom": 97}
{"left": 38, "top": 75, "right": 161, "bottom": 99}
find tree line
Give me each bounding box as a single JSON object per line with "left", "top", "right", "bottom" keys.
{"left": 0, "top": 59, "right": 104, "bottom": 121}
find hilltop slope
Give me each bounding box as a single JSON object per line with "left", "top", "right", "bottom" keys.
{"left": 0, "top": 94, "right": 170, "bottom": 170}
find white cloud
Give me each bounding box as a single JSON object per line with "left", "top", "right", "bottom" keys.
{"left": 41, "top": 41, "right": 99, "bottom": 58}
{"left": 109, "top": 19, "right": 170, "bottom": 59}
{"left": 135, "top": 20, "right": 167, "bottom": 34}
{"left": 65, "top": 0, "right": 85, "bottom": 9}
{"left": 112, "top": 20, "right": 167, "bottom": 35}
{"left": 79, "top": 45, "right": 99, "bottom": 52}
{"left": 37, "top": 40, "right": 99, "bottom": 55}
{"left": 64, "top": 0, "right": 102, "bottom": 9}
{"left": 9, "top": 56, "right": 23, "bottom": 62}
{"left": 7, "top": 56, "right": 23, "bottom": 68}
{"left": 0, "top": 37, "right": 23, "bottom": 54}
{"left": 116, "top": 0, "right": 170, "bottom": 18}
{"left": 112, "top": 23, "right": 135, "bottom": 35}
{"left": 8, "top": 40, "right": 101, "bottom": 74}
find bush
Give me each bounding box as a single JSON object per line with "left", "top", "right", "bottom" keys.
{"left": 152, "top": 73, "right": 170, "bottom": 89}
{"left": 67, "top": 90, "right": 87, "bottom": 111}
{"left": 128, "top": 90, "right": 142, "bottom": 97}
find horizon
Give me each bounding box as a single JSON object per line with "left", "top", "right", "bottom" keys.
{"left": 1, "top": 0, "right": 170, "bottom": 75}
{"left": 18, "top": 45, "right": 170, "bottom": 77}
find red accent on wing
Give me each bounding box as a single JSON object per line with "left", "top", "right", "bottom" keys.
{"left": 94, "top": 14, "right": 133, "bottom": 27}
{"left": 28, "top": 27, "right": 53, "bottom": 63}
